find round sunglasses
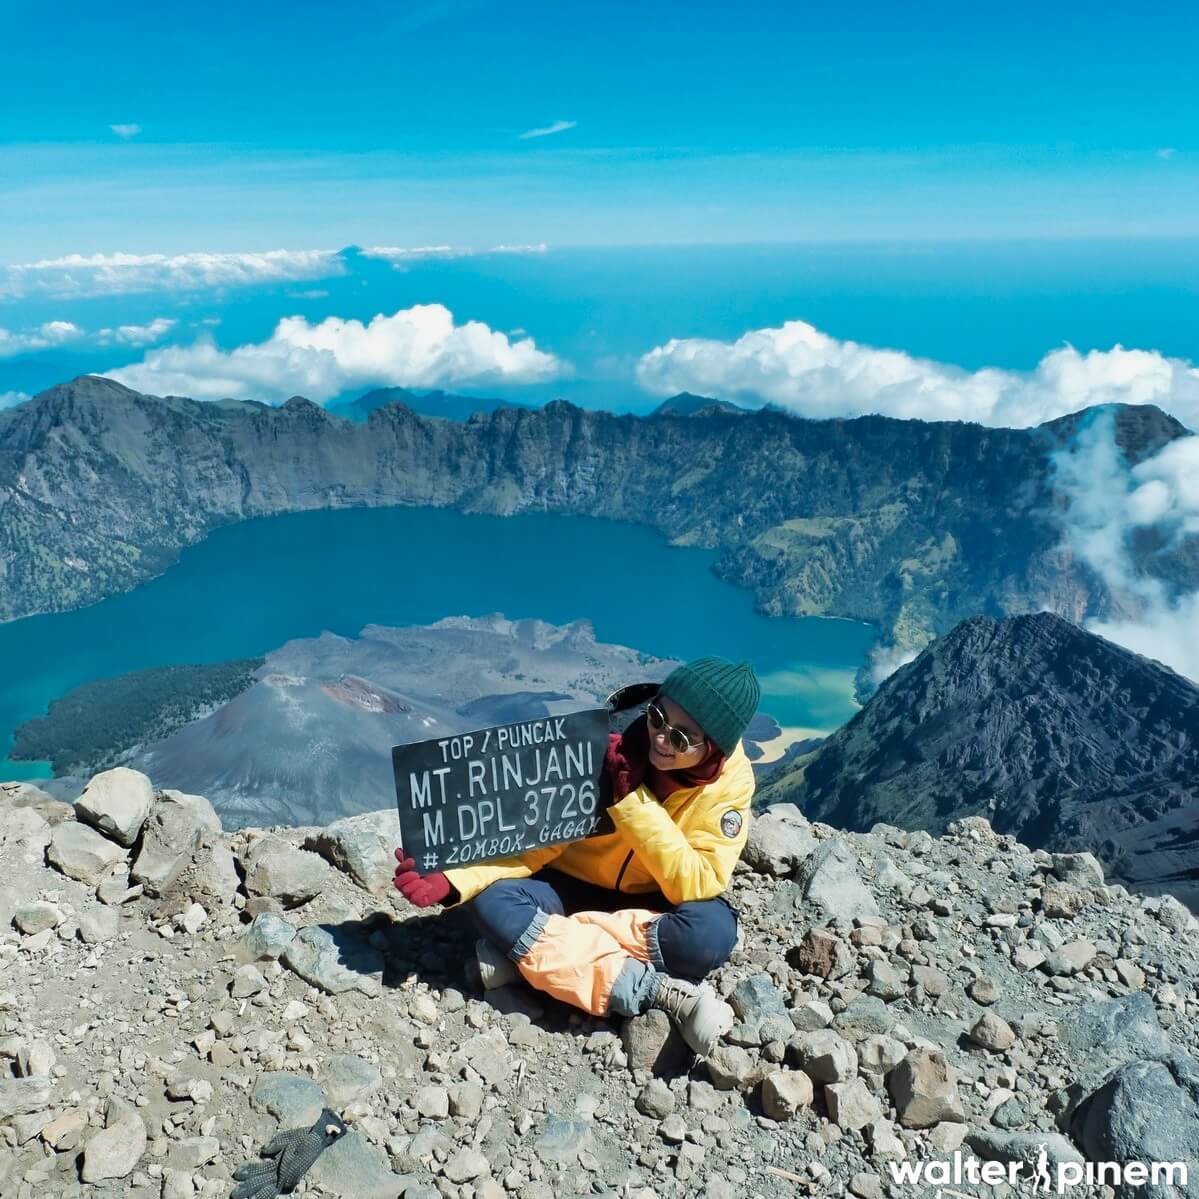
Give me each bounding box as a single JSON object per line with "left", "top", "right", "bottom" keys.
{"left": 646, "top": 699, "right": 707, "bottom": 755}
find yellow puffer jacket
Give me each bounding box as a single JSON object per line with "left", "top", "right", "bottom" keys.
{"left": 445, "top": 740, "right": 755, "bottom": 906}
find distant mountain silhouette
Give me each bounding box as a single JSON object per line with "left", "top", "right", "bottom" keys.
{"left": 651, "top": 392, "right": 748, "bottom": 417}
{"left": 329, "top": 387, "right": 531, "bottom": 423}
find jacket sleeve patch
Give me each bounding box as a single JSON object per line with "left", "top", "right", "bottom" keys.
{"left": 720, "top": 810, "right": 743, "bottom": 839}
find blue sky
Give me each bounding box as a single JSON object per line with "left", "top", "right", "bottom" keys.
{"left": 4, "top": 0, "right": 1199, "bottom": 257}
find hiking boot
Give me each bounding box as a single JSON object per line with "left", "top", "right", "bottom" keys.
{"left": 648, "top": 976, "right": 733, "bottom": 1057}
{"left": 474, "top": 938, "right": 518, "bottom": 991}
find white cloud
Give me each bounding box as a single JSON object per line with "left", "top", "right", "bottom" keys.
{"left": 1, "top": 248, "right": 344, "bottom": 299}
{"left": 0, "top": 391, "right": 30, "bottom": 410}
{"left": 519, "top": 119, "right": 577, "bottom": 140}
{"left": 1051, "top": 410, "right": 1199, "bottom": 682}
{"left": 0, "top": 320, "right": 84, "bottom": 358}
{"left": 636, "top": 319, "right": 1199, "bottom": 430}
{"left": 868, "top": 643, "right": 920, "bottom": 687}
{"left": 110, "top": 123, "right": 142, "bottom": 139}
{"left": 361, "top": 245, "right": 472, "bottom": 264}
{"left": 104, "top": 302, "right": 565, "bottom": 402}
{"left": 97, "top": 317, "right": 177, "bottom": 347}
{"left": 489, "top": 243, "right": 548, "bottom": 254}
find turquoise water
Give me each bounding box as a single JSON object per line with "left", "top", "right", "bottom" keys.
{"left": 0, "top": 506, "right": 876, "bottom": 780}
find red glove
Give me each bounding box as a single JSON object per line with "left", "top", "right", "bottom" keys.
{"left": 604, "top": 726, "right": 647, "bottom": 803}
{"left": 393, "top": 850, "right": 453, "bottom": 908}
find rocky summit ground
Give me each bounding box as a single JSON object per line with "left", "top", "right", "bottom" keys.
{"left": 1, "top": 770, "right": 1197, "bottom": 1199}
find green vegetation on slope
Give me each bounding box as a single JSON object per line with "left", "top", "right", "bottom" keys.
{"left": 12, "top": 659, "right": 264, "bottom": 774}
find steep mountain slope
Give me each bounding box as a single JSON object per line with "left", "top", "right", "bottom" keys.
{"left": 759, "top": 613, "right": 1199, "bottom": 907}
{"left": 1, "top": 377, "right": 1194, "bottom": 663}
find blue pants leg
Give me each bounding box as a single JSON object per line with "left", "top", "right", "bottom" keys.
{"left": 649, "top": 897, "right": 739, "bottom": 984}
{"left": 471, "top": 877, "right": 566, "bottom": 962}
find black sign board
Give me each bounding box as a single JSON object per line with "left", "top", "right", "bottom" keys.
{"left": 392, "top": 708, "right": 611, "bottom": 872}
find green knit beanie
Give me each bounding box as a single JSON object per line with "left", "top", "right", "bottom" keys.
{"left": 658, "top": 657, "right": 761, "bottom": 755}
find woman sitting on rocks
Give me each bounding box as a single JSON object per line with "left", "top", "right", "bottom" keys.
{"left": 393, "top": 656, "right": 760, "bottom": 1057}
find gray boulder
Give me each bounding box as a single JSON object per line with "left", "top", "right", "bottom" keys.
{"left": 307, "top": 1130, "right": 404, "bottom": 1198}
{"left": 742, "top": 805, "right": 815, "bottom": 876}
{"left": 238, "top": 912, "right": 297, "bottom": 962}
{"left": 794, "top": 837, "right": 880, "bottom": 919}
{"left": 251, "top": 1073, "right": 326, "bottom": 1126}
{"left": 74, "top": 767, "right": 154, "bottom": 847}
{"left": 81, "top": 1096, "right": 146, "bottom": 1183}
{"left": 1070, "top": 1054, "right": 1199, "bottom": 1199}
{"left": 47, "top": 821, "right": 128, "bottom": 884}
{"left": 1060, "top": 993, "right": 1172, "bottom": 1080}
{"left": 242, "top": 834, "right": 332, "bottom": 907}
{"left": 130, "top": 792, "right": 205, "bottom": 895}
{"left": 966, "top": 1130, "right": 1084, "bottom": 1173}
{"left": 306, "top": 808, "right": 401, "bottom": 893}
{"left": 282, "top": 924, "right": 383, "bottom": 996}
{"left": 159, "top": 789, "right": 221, "bottom": 832}
{"left": 319, "top": 1054, "right": 383, "bottom": 1107}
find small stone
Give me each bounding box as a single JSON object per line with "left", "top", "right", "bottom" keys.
{"left": 1114, "top": 959, "right": 1145, "bottom": 989}
{"left": 13, "top": 902, "right": 62, "bottom": 935}
{"left": 1051, "top": 852, "right": 1105, "bottom": 888}
{"left": 705, "top": 1045, "right": 759, "bottom": 1091}
{"left": 1041, "top": 883, "right": 1087, "bottom": 919}
{"left": 444, "top": 1148, "right": 489, "bottom": 1183}
{"left": 415, "top": 1086, "right": 450, "bottom": 1119}
{"left": 1153, "top": 895, "right": 1192, "bottom": 933}
{"left": 849, "top": 1172, "right": 885, "bottom": 1199}
{"left": 865, "top": 960, "right": 906, "bottom": 1001}
{"left": 635, "top": 1079, "right": 676, "bottom": 1119}
{"left": 910, "top": 965, "right": 949, "bottom": 996}
{"left": 858, "top": 1035, "right": 907, "bottom": 1076}
{"left": 929, "top": 1121, "right": 969, "bottom": 1152}
{"left": 888, "top": 1048, "right": 965, "bottom": 1128}
{"left": 789, "top": 928, "right": 854, "bottom": 980}
{"left": 251, "top": 1073, "right": 326, "bottom": 1126}
{"left": 968, "top": 1012, "right": 1016, "bottom": 1052}
{"left": 40, "top": 1107, "right": 88, "bottom": 1149}
{"left": 166, "top": 1136, "right": 220, "bottom": 1170}
{"left": 130, "top": 792, "right": 206, "bottom": 895}
{"left": 790, "top": 1029, "right": 857, "bottom": 1083}
{"left": 826, "top": 1078, "right": 883, "bottom": 1130}
{"left": 81, "top": 1096, "right": 146, "bottom": 1182}
{"left": 231, "top": 964, "right": 268, "bottom": 998}
{"left": 968, "top": 977, "right": 1001, "bottom": 1005}
{"left": 77, "top": 906, "right": 121, "bottom": 944}
{"left": 866, "top": 1118, "right": 906, "bottom": 1160}
{"left": 1045, "top": 940, "right": 1097, "bottom": 977}
{"left": 318, "top": 1054, "right": 382, "bottom": 1107}
{"left": 761, "top": 1070, "right": 814, "bottom": 1120}
{"left": 658, "top": 1114, "right": 688, "bottom": 1144}
{"left": 535, "top": 1115, "right": 592, "bottom": 1162}
{"left": 790, "top": 1000, "right": 834, "bottom": 1031}
{"left": 449, "top": 1082, "right": 484, "bottom": 1120}
{"left": 178, "top": 903, "right": 207, "bottom": 935}
{"left": 621, "top": 1009, "right": 691, "bottom": 1076}
{"left": 238, "top": 912, "right": 296, "bottom": 962}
